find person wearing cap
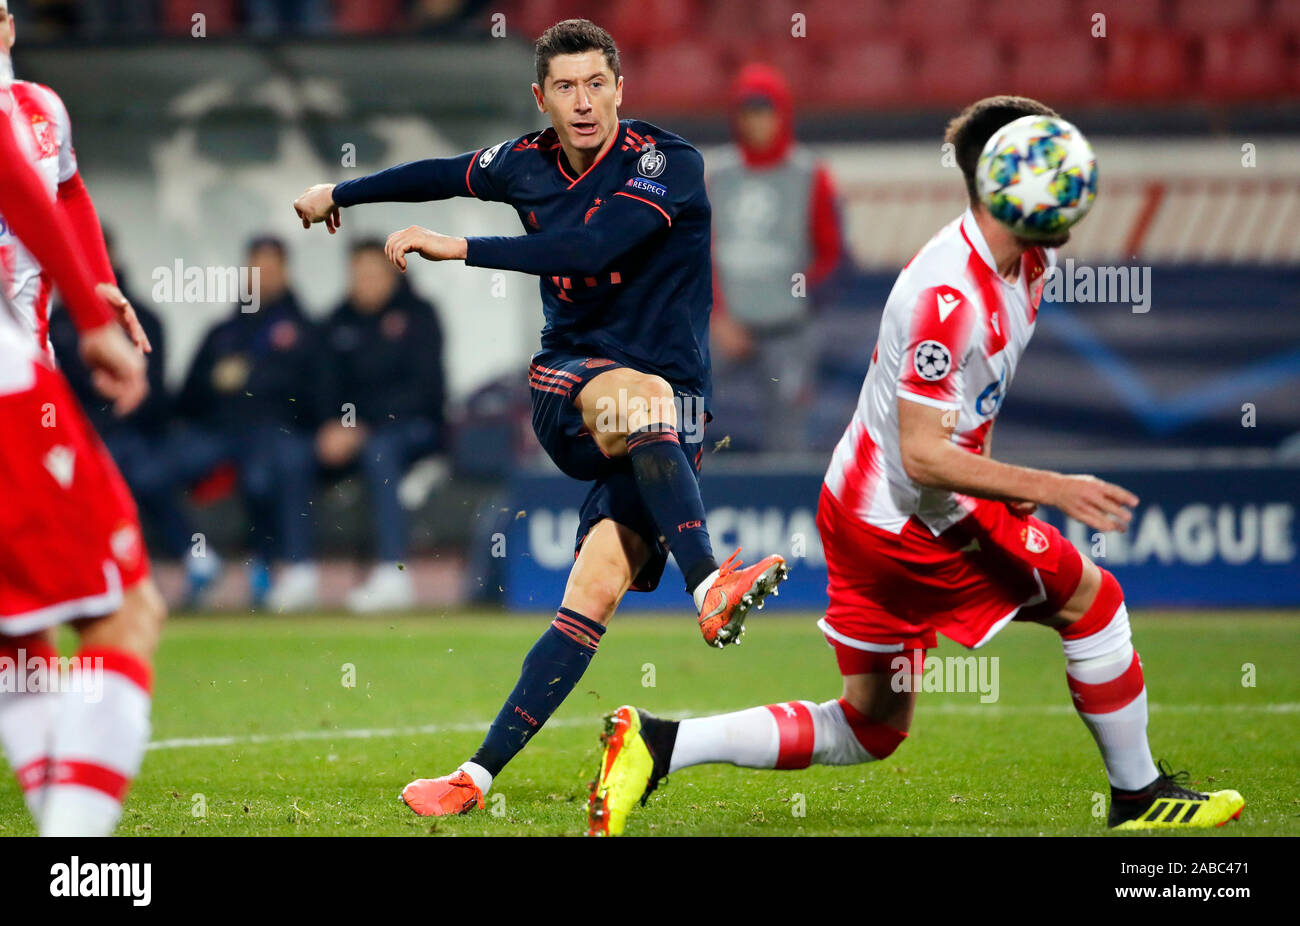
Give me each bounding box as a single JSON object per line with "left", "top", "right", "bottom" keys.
{"left": 708, "top": 63, "right": 846, "bottom": 452}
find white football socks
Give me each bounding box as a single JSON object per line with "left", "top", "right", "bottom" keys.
{"left": 458, "top": 760, "right": 494, "bottom": 796}
{"left": 40, "top": 649, "right": 152, "bottom": 837}
{"left": 0, "top": 688, "right": 58, "bottom": 818}
{"left": 670, "top": 699, "right": 888, "bottom": 772}
{"left": 0, "top": 641, "right": 59, "bottom": 820}
{"left": 692, "top": 568, "right": 721, "bottom": 612}
{"left": 1063, "top": 603, "right": 1159, "bottom": 791}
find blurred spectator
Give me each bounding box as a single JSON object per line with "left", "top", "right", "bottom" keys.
{"left": 245, "top": 0, "right": 331, "bottom": 36}
{"left": 48, "top": 231, "right": 219, "bottom": 603}
{"left": 317, "top": 239, "right": 446, "bottom": 612}
{"left": 708, "top": 63, "right": 846, "bottom": 452}
{"left": 78, "top": 0, "right": 156, "bottom": 38}
{"left": 172, "top": 235, "right": 328, "bottom": 611}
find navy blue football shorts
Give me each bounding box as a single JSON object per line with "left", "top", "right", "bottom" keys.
{"left": 528, "top": 348, "right": 705, "bottom": 592}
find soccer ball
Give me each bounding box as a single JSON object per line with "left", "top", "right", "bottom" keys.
{"left": 975, "top": 114, "right": 1098, "bottom": 240}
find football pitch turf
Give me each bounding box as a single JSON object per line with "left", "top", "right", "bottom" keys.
{"left": 2, "top": 611, "right": 1295, "bottom": 837}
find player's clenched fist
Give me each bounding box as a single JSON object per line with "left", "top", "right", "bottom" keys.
{"left": 1050, "top": 473, "right": 1139, "bottom": 534}
{"left": 293, "top": 183, "right": 342, "bottom": 233}
{"left": 384, "top": 226, "right": 468, "bottom": 271}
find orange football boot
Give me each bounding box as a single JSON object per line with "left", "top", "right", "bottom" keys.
{"left": 400, "top": 770, "right": 485, "bottom": 816}
{"left": 697, "top": 549, "right": 788, "bottom": 647}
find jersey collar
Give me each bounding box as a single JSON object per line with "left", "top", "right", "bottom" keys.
{"left": 958, "top": 208, "right": 998, "bottom": 277}
{"left": 556, "top": 124, "right": 619, "bottom": 190}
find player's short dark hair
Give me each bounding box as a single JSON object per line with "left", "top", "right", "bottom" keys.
{"left": 350, "top": 238, "right": 387, "bottom": 258}
{"left": 945, "top": 95, "right": 1059, "bottom": 205}
{"left": 534, "top": 19, "right": 620, "bottom": 87}
{"left": 246, "top": 234, "right": 287, "bottom": 259}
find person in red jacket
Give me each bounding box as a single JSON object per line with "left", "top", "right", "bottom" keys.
{"left": 0, "top": 107, "right": 166, "bottom": 838}
{"left": 708, "top": 62, "right": 845, "bottom": 452}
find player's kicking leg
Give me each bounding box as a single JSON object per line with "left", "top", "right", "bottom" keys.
{"left": 1032, "top": 557, "right": 1244, "bottom": 830}
{"left": 401, "top": 518, "right": 647, "bottom": 816}
{"left": 588, "top": 647, "right": 919, "bottom": 835}
{"left": 575, "top": 366, "right": 787, "bottom": 647}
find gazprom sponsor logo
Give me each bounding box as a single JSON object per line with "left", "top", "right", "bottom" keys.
{"left": 625, "top": 177, "right": 668, "bottom": 197}
{"left": 1064, "top": 502, "right": 1295, "bottom": 566}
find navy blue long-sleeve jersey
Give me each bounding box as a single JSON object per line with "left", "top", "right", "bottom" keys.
{"left": 332, "top": 120, "right": 713, "bottom": 407}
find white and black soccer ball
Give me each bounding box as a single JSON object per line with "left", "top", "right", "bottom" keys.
{"left": 914, "top": 340, "right": 952, "bottom": 381}
{"left": 975, "top": 114, "right": 1098, "bottom": 240}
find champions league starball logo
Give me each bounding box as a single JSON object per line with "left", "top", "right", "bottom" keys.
{"left": 479, "top": 141, "right": 505, "bottom": 168}
{"left": 913, "top": 340, "right": 952, "bottom": 381}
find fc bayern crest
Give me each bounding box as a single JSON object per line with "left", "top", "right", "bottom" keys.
{"left": 913, "top": 340, "right": 952, "bottom": 381}
{"left": 637, "top": 146, "right": 666, "bottom": 178}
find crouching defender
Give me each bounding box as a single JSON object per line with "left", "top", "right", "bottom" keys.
{"left": 589, "top": 96, "right": 1244, "bottom": 836}
{"left": 293, "top": 19, "right": 787, "bottom": 816}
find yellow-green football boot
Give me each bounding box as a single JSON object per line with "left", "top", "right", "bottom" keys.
{"left": 587, "top": 706, "right": 672, "bottom": 836}
{"left": 1109, "top": 760, "right": 1244, "bottom": 830}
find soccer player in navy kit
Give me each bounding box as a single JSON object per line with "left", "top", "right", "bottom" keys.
{"left": 293, "top": 19, "right": 788, "bottom": 817}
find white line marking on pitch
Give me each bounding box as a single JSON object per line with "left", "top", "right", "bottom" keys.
{"left": 147, "top": 702, "right": 1300, "bottom": 752}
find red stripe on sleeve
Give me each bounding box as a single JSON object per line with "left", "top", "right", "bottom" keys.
{"left": 465, "top": 149, "right": 482, "bottom": 197}
{"left": 612, "top": 191, "right": 671, "bottom": 226}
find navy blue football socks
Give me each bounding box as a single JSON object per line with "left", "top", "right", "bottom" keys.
{"left": 469, "top": 608, "right": 605, "bottom": 776}
{"left": 625, "top": 423, "right": 719, "bottom": 593}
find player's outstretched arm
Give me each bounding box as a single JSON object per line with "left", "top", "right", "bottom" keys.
{"left": 897, "top": 398, "right": 1137, "bottom": 534}
{"left": 294, "top": 151, "right": 496, "bottom": 234}
{"left": 383, "top": 193, "right": 666, "bottom": 277}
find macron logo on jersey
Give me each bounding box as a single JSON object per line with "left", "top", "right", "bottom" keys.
{"left": 937, "top": 290, "right": 961, "bottom": 322}
{"left": 43, "top": 445, "right": 75, "bottom": 489}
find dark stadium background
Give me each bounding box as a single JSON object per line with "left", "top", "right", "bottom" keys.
{"left": 9, "top": 0, "right": 1299, "bottom": 610}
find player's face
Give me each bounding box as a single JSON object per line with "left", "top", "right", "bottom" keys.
{"left": 349, "top": 250, "right": 397, "bottom": 313}
{"left": 736, "top": 103, "right": 779, "bottom": 150}
{"left": 533, "top": 51, "right": 622, "bottom": 155}
{"left": 248, "top": 246, "right": 288, "bottom": 302}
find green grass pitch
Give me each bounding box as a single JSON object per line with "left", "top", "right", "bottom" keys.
{"left": 2, "top": 611, "right": 1295, "bottom": 836}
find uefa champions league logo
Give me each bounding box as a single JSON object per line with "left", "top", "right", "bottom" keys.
{"left": 913, "top": 340, "right": 952, "bottom": 381}
{"left": 479, "top": 141, "right": 505, "bottom": 168}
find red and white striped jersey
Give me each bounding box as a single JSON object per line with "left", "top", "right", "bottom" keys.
{"left": 0, "top": 77, "right": 77, "bottom": 351}
{"left": 824, "top": 208, "right": 1054, "bottom": 536}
